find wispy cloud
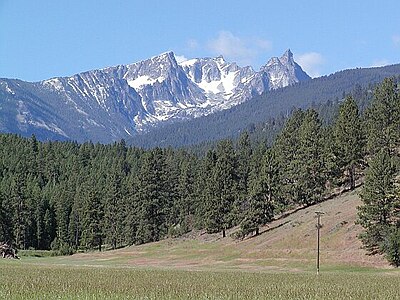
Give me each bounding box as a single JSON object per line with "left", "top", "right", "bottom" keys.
{"left": 186, "top": 39, "right": 199, "bottom": 50}
{"left": 207, "top": 31, "right": 272, "bottom": 66}
{"left": 370, "top": 59, "right": 390, "bottom": 67}
{"left": 392, "top": 35, "right": 400, "bottom": 47}
{"left": 295, "top": 52, "right": 324, "bottom": 78}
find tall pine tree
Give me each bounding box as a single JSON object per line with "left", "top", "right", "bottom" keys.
{"left": 365, "top": 78, "right": 400, "bottom": 155}
{"left": 333, "top": 96, "right": 364, "bottom": 190}
{"left": 358, "top": 149, "right": 399, "bottom": 254}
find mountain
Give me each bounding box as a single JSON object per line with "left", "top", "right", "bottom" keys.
{"left": 0, "top": 50, "right": 309, "bottom": 142}
{"left": 130, "top": 64, "right": 400, "bottom": 148}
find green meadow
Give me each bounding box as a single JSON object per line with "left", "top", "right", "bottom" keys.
{"left": 1, "top": 259, "right": 399, "bottom": 300}
{"left": 1, "top": 187, "right": 399, "bottom": 299}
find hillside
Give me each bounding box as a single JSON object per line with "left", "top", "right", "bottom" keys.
{"left": 48, "top": 189, "right": 387, "bottom": 271}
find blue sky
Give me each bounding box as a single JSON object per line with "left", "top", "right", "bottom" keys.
{"left": 1, "top": 0, "right": 400, "bottom": 81}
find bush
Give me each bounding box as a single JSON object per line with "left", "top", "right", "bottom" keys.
{"left": 50, "top": 238, "right": 75, "bottom": 256}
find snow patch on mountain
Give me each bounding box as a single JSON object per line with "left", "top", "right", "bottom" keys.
{"left": 0, "top": 49, "right": 310, "bottom": 141}
{"left": 127, "top": 75, "right": 165, "bottom": 90}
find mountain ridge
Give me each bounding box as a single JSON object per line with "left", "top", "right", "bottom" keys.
{"left": 130, "top": 63, "right": 400, "bottom": 148}
{"left": 0, "top": 50, "right": 310, "bottom": 142}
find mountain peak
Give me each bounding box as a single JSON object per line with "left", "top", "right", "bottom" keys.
{"left": 261, "top": 49, "right": 310, "bottom": 89}
{"left": 282, "top": 48, "right": 293, "bottom": 58}
{"left": 265, "top": 49, "right": 295, "bottom": 68}
{"left": 280, "top": 49, "right": 294, "bottom": 64}
{"left": 151, "top": 51, "right": 176, "bottom": 63}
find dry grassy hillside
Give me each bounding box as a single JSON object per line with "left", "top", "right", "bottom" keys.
{"left": 60, "top": 189, "right": 388, "bottom": 271}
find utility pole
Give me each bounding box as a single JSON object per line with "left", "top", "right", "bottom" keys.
{"left": 315, "top": 211, "right": 324, "bottom": 275}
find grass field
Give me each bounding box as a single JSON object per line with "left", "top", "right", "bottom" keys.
{"left": 1, "top": 189, "right": 399, "bottom": 299}
{"left": 1, "top": 260, "right": 400, "bottom": 299}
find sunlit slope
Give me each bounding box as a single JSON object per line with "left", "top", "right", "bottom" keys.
{"left": 50, "top": 189, "right": 387, "bottom": 271}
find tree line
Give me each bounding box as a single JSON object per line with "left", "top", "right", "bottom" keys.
{"left": 0, "top": 78, "right": 399, "bottom": 265}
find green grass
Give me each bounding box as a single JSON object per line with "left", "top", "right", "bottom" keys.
{"left": 18, "top": 249, "right": 60, "bottom": 257}
{"left": 0, "top": 260, "right": 399, "bottom": 299}
{"left": 2, "top": 190, "right": 398, "bottom": 298}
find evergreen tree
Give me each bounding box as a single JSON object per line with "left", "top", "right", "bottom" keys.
{"left": 0, "top": 191, "right": 12, "bottom": 243}
{"left": 240, "top": 146, "right": 276, "bottom": 237}
{"left": 295, "top": 109, "right": 326, "bottom": 205}
{"left": 68, "top": 195, "right": 82, "bottom": 251}
{"left": 235, "top": 132, "right": 252, "bottom": 224}
{"left": 365, "top": 78, "right": 400, "bottom": 155}
{"left": 81, "top": 178, "right": 103, "bottom": 251}
{"left": 382, "top": 227, "right": 400, "bottom": 267}
{"left": 174, "top": 157, "right": 195, "bottom": 234}
{"left": 103, "top": 164, "right": 125, "bottom": 249}
{"left": 135, "top": 148, "right": 169, "bottom": 244}
{"left": 274, "top": 110, "right": 305, "bottom": 205}
{"left": 52, "top": 182, "right": 73, "bottom": 252}
{"left": 358, "top": 149, "right": 399, "bottom": 254}
{"left": 195, "top": 149, "right": 217, "bottom": 230}
{"left": 123, "top": 172, "right": 139, "bottom": 246}
{"left": 333, "top": 96, "right": 364, "bottom": 189}
{"left": 210, "top": 140, "right": 237, "bottom": 237}
{"left": 10, "top": 174, "right": 30, "bottom": 249}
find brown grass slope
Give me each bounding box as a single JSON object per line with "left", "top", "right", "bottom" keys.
{"left": 60, "top": 189, "right": 388, "bottom": 271}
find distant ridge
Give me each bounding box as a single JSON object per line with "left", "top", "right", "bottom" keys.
{"left": 0, "top": 50, "right": 309, "bottom": 143}
{"left": 129, "top": 64, "right": 400, "bottom": 148}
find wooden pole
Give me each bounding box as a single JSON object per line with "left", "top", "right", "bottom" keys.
{"left": 315, "top": 211, "right": 324, "bottom": 275}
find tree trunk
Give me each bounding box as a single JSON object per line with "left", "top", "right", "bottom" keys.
{"left": 349, "top": 165, "right": 355, "bottom": 190}
{"left": 222, "top": 228, "right": 226, "bottom": 238}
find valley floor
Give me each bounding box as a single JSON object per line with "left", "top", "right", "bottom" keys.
{"left": 1, "top": 189, "right": 399, "bottom": 299}
{"left": 24, "top": 189, "right": 388, "bottom": 272}
{"left": 0, "top": 261, "right": 399, "bottom": 299}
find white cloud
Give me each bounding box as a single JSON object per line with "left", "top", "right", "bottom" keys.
{"left": 295, "top": 52, "right": 324, "bottom": 78}
{"left": 175, "top": 55, "right": 188, "bottom": 63}
{"left": 254, "top": 38, "right": 273, "bottom": 50}
{"left": 186, "top": 39, "right": 199, "bottom": 50}
{"left": 392, "top": 35, "right": 400, "bottom": 47}
{"left": 207, "top": 31, "right": 272, "bottom": 66}
{"left": 370, "top": 59, "right": 390, "bottom": 67}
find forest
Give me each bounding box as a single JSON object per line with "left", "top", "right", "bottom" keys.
{"left": 0, "top": 78, "right": 399, "bottom": 266}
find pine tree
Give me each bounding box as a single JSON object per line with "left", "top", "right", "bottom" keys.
{"left": 274, "top": 110, "right": 305, "bottom": 205}
{"left": 295, "top": 109, "right": 326, "bottom": 205}
{"left": 196, "top": 150, "right": 217, "bottom": 230}
{"left": 52, "top": 182, "right": 73, "bottom": 252}
{"left": 382, "top": 227, "right": 400, "bottom": 267}
{"left": 365, "top": 78, "right": 400, "bottom": 155}
{"left": 333, "top": 96, "right": 364, "bottom": 189}
{"left": 81, "top": 178, "right": 103, "bottom": 251}
{"left": 174, "top": 157, "right": 195, "bottom": 234}
{"left": 357, "top": 149, "right": 399, "bottom": 254}
{"left": 210, "top": 140, "right": 237, "bottom": 237}
{"left": 235, "top": 132, "right": 252, "bottom": 224}
{"left": 135, "top": 148, "right": 169, "bottom": 244}
{"left": 10, "top": 174, "right": 30, "bottom": 249}
{"left": 103, "top": 164, "right": 125, "bottom": 249}
{"left": 240, "top": 146, "right": 277, "bottom": 237}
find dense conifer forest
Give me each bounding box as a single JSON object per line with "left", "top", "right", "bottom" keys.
{"left": 0, "top": 78, "right": 399, "bottom": 265}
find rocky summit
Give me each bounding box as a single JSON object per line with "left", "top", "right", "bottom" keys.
{"left": 0, "top": 50, "right": 310, "bottom": 142}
